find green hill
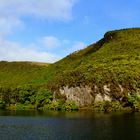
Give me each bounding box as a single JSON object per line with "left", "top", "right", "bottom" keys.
{"left": 0, "top": 28, "right": 140, "bottom": 111}
{"left": 0, "top": 61, "right": 49, "bottom": 87}
{"left": 48, "top": 28, "right": 140, "bottom": 89}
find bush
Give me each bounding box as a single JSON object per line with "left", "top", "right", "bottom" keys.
{"left": 45, "top": 101, "right": 60, "bottom": 110}
{"left": 128, "top": 93, "right": 140, "bottom": 111}
{"left": 35, "top": 89, "right": 53, "bottom": 108}
{"left": 62, "top": 101, "right": 78, "bottom": 111}
{"left": 93, "top": 101, "right": 123, "bottom": 112}
{"left": 7, "top": 103, "right": 36, "bottom": 110}
{"left": 41, "top": 100, "right": 78, "bottom": 111}
{"left": 93, "top": 101, "right": 105, "bottom": 112}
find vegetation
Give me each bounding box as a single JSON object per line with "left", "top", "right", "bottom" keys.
{"left": 48, "top": 28, "right": 140, "bottom": 91}
{"left": 127, "top": 93, "right": 140, "bottom": 111}
{"left": 93, "top": 93, "right": 140, "bottom": 113}
{"left": 0, "top": 28, "right": 140, "bottom": 111}
{"left": 93, "top": 101, "right": 123, "bottom": 112}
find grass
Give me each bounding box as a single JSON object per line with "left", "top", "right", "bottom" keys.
{"left": 0, "top": 61, "right": 50, "bottom": 87}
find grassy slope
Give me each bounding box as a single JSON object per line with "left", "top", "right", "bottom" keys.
{"left": 47, "top": 28, "right": 140, "bottom": 91}
{"left": 0, "top": 28, "right": 140, "bottom": 91}
{"left": 0, "top": 61, "right": 50, "bottom": 87}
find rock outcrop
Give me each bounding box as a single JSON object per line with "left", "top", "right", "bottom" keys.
{"left": 57, "top": 84, "right": 139, "bottom": 107}
{"left": 59, "top": 85, "right": 94, "bottom": 107}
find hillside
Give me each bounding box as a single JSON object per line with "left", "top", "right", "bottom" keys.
{"left": 48, "top": 28, "right": 140, "bottom": 89}
{"left": 0, "top": 61, "right": 50, "bottom": 87}
{"left": 0, "top": 28, "right": 140, "bottom": 111}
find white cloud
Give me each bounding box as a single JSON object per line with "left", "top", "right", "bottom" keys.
{"left": 0, "top": 17, "right": 23, "bottom": 37}
{"left": 0, "top": 0, "right": 77, "bottom": 20}
{"left": 0, "top": 39, "right": 60, "bottom": 63}
{"left": 41, "top": 36, "right": 61, "bottom": 49}
{"left": 0, "top": 0, "right": 77, "bottom": 37}
{"left": 0, "top": 0, "right": 78, "bottom": 62}
{"left": 0, "top": 34, "right": 86, "bottom": 63}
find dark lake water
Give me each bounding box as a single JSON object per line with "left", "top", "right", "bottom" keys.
{"left": 0, "top": 110, "right": 140, "bottom": 140}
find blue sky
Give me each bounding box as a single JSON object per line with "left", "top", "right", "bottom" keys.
{"left": 0, "top": 0, "right": 140, "bottom": 62}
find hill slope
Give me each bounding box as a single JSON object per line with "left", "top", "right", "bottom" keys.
{"left": 48, "top": 28, "right": 140, "bottom": 90}
{"left": 0, "top": 61, "right": 50, "bottom": 87}
{"left": 0, "top": 28, "right": 140, "bottom": 110}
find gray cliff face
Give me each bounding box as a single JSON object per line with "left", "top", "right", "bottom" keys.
{"left": 59, "top": 85, "right": 94, "bottom": 107}
{"left": 58, "top": 84, "right": 140, "bottom": 107}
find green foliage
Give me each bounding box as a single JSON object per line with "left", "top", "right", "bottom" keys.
{"left": 93, "top": 101, "right": 123, "bottom": 112}
{"left": 128, "top": 93, "right": 138, "bottom": 105}
{"left": 47, "top": 28, "right": 140, "bottom": 91}
{"left": 43, "top": 101, "right": 60, "bottom": 110}
{"left": 42, "top": 100, "right": 78, "bottom": 111}
{"left": 35, "top": 88, "right": 53, "bottom": 108}
{"left": 93, "top": 101, "right": 105, "bottom": 112}
{"left": 61, "top": 101, "right": 78, "bottom": 111}
{"left": 7, "top": 103, "right": 36, "bottom": 110}
{"left": 128, "top": 93, "right": 140, "bottom": 111}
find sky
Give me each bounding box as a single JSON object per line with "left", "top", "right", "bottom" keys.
{"left": 0, "top": 0, "right": 140, "bottom": 63}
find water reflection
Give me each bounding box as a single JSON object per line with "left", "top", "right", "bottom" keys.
{"left": 0, "top": 110, "right": 140, "bottom": 140}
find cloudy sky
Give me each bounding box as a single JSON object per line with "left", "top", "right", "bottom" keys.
{"left": 0, "top": 0, "right": 140, "bottom": 63}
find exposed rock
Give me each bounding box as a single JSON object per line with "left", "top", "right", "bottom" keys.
{"left": 94, "top": 93, "right": 104, "bottom": 102}
{"left": 119, "top": 85, "right": 124, "bottom": 93}
{"left": 59, "top": 85, "right": 94, "bottom": 107}
{"left": 104, "top": 94, "right": 112, "bottom": 101}
{"left": 94, "top": 93, "right": 112, "bottom": 102}
{"left": 58, "top": 84, "right": 140, "bottom": 107}
{"left": 104, "top": 85, "right": 111, "bottom": 93}
{"left": 94, "top": 85, "right": 112, "bottom": 102}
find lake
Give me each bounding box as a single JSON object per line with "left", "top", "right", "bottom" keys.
{"left": 0, "top": 110, "right": 140, "bottom": 140}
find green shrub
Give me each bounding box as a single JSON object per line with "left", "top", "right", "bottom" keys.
{"left": 93, "top": 101, "right": 123, "bottom": 112}
{"left": 46, "top": 101, "right": 60, "bottom": 110}
{"left": 41, "top": 100, "right": 78, "bottom": 111}
{"left": 7, "top": 103, "right": 36, "bottom": 110}
{"left": 62, "top": 101, "right": 78, "bottom": 111}
{"left": 35, "top": 89, "right": 53, "bottom": 108}
{"left": 93, "top": 101, "right": 105, "bottom": 112}
{"left": 128, "top": 93, "right": 140, "bottom": 111}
